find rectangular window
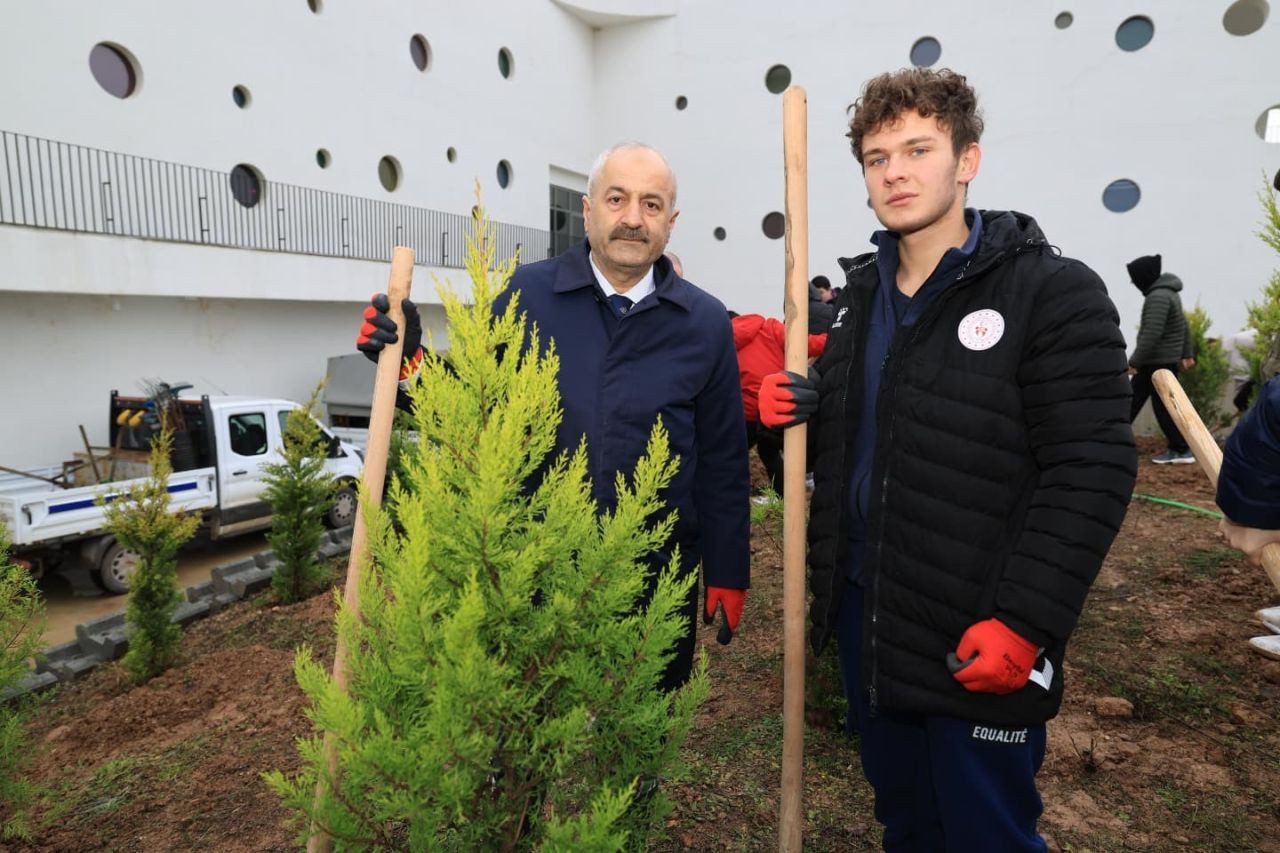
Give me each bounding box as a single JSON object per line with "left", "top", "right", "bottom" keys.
{"left": 228, "top": 412, "right": 268, "bottom": 457}
{"left": 549, "top": 183, "right": 585, "bottom": 257}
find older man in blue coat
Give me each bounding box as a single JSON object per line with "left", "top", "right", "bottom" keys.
{"left": 358, "top": 143, "right": 751, "bottom": 690}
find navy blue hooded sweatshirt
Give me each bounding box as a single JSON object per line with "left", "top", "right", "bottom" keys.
{"left": 847, "top": 210, "right": 983, "bottom": 583}
{"left": 495, "top": 241, "right": 751, "bottom": 589}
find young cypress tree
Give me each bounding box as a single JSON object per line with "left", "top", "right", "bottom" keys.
{"left": 1180, "top": 304, "right": 1230, "bottom": 428}
{"left": 267, "top": 204, "right": 708, "bottom": 850}
{"left": 263, "top": 385, "right": 336, "bottom": 603}
{"left": 102, "top": 428, "right": 200, "bottom": 684}
{"left": 1246, "top": 176, "right": 1280, "bottom": 387}
{"left": 0, "top": 525, "right": 44, "bottom": 841}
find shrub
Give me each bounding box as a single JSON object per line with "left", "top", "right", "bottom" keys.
{"left": 1180, "top": 304, "right": 1230, "bottom": 428}
{"left": 267, "top": 205, "right": 707, "bottom": 850}
{"left": 1246, "top": 176, "right": 1280, "bottom": 389}
{"left": 101, "top": 428, "right": 199, "bottom": 684}
{"left": 263, "top": 385, "right": 336, "bottom": 603}
{"left": 0, "top": 525, "right": 44, "bottom": 840}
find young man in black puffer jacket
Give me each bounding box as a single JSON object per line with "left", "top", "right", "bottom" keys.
{"left": 759, "top": 68, "right": 1137, "bottom": 851}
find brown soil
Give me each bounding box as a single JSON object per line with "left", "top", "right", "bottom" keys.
{"left": 7, "top": 437, "right": 1280, "bottom": 851}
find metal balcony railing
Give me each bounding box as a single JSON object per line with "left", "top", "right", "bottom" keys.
{"left": 0, "top": 129, "right": 551, "bottom": 267}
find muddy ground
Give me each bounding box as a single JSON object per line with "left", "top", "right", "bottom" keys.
{"left": 6, "top": 437, "right": 1279, "bottom": 851}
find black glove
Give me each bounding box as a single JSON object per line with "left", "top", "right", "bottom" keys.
{"left": 356, "top": 293, "right": 421, "bottom": 364}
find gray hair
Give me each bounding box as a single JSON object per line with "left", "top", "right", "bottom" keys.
{"left": 585, "top": 142, "right": 678, "bottom": 207}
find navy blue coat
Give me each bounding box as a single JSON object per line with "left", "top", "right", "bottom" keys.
{"left": 497, "top": 242, "right": 750, "bottom": 589}
{"left": 1218, "top": 377, "right": 1280, "bottom": 529}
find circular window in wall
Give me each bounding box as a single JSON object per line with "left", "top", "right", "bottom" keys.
{"left": 1055, "top": 11, "right": 1074, "bottom": 28}
{"left": 446, "top": 146, "right": 457, "bottom": 162}
{"left": 761, "top": 211, "right": 785, "bottom": 239}
{"left": 232, "top": 85, "right": 251, "bottom": 108}
{"left": 497, "top": 160, "right": 512, "bottom": 188}
{"left": 498, "top": 47, "right": 514, "bottom": 79}
{"left": 765, "top": 64, "right": 791, "bottom": 94}
{"left": 1273, "top": 167, "right": 1280, "bottom": 191}
{"left": 378, "top": 156, "right": 402, "bottom": 192}
{"left": 713, "top": 227, "right": 726, "bottom": 241}
{"left": 1223, "top": 0, "right": 1269, "bottom": 35}
{"left": 410, "top": 34, "right": 431, "bottom": 71}
{"left": 230, "top": 164, "right": 263, "bottom": 208}
{"left": 89, "top": 43, "right": 139, "bottom": 99}
{"left": 1256, "top": 105, "right": 1280, "bottom": 142}
{"left": 307, "top": 0, "right": 322, "bottom": 12}
{"left": 675, "top": 95, "right": 688, "bottom": 110}
{"left": 1115, "top": 16, "right": 1154, "bottom": 51}
{"left": 910, "top": 37, "right": 942, "bottom": 67}
{"left": 1102, "top": 179, "right": 1141, "bottom": 212}
{"left": 316, "top": 148, "right": 330, "bottom": 168}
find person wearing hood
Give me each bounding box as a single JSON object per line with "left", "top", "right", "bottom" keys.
{"left": 1126, "top": 253, "right": 1196, "bottom": 464}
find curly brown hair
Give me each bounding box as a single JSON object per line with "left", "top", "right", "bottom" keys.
{"left": 846, "top": 68, "right": 983, "bottom": 165}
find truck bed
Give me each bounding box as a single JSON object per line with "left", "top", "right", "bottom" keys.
{"left": 0, "top": 465, "right": 217, "bottom": 548}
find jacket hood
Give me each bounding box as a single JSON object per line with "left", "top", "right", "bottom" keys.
{"left": 1145, "top": 272, "right": 1183, "bottom": 294}
{"left": 731, "top": 313, "right": 765, "bottom": 350}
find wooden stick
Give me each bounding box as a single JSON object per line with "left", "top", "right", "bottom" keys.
{"left": 1152, "top": 369, "right": 1280, "bottom": 592}
{"left": 0, "top": 463, "right": 70, "bottom": 488}
{"left": 78, "top": 425, "right": 103, "bottom": 484}
{"left": 779, "top": 84, "right": 808, "bottom": 853}
{"left": 307, "top": 246, "right": 414, "bottom": 853}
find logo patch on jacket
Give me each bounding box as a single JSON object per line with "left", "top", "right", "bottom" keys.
{"left": 957, "top": 309, "right": 1005, "bottom": 351}
{"left": 831, "top": 306, "right": 848, "bottom": 329}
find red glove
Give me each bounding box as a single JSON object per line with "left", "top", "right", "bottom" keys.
{"left": 703, "top": 586, "right": 746, "bottom": 645}
{"left": 948, "top": 618, "right": 1039, "bottom": 695}
{"left": 758, "top": 369, "right": 818, "bottom": 429}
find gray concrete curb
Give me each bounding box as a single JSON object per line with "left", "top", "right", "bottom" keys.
{"left": 2, "top": 526, "right": 354, "bottom": 703}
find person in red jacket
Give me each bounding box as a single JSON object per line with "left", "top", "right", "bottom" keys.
{"left": 730, "top": 312, "right": 825, "bottom": 496}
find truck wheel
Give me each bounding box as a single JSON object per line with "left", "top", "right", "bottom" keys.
{"left": 98, "top": 542, "right": 140, "bottom": 594}
{"left": 326, "top": 483, "right": 357, "bottom": 528}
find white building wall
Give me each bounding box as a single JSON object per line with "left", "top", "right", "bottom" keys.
{"left": 1, "top": 0, "right": 1278, "bottom": 464}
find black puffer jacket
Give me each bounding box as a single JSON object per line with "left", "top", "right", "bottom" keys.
{"left": 808, "top": 210, "right": 1137, "bottom": 726}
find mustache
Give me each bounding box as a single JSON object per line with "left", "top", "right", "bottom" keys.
{"left": 609, "top": 226, "right": 648, "bottom": 241}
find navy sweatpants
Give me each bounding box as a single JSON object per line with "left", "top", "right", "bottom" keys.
{"left": 836, "top": 583, "right": 1048, "bottom": 852}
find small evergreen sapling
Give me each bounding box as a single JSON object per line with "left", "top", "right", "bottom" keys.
{"left": 263, "top": 385, "right": 337, "bottom": 603}
{"left": 268, "top": 204, "right": 709, "bottom": 850}
{"left": 1246, "top": 176, "right": 1280, "bottom": 387}
{"left": 1180, "top": 304, "right": 1230, "bottom": 428}
{"left": 101, "top": 428, "right": 199, "bottom": 684}
{"left": 0, "top": 524, "right": 44, "bottom": 840}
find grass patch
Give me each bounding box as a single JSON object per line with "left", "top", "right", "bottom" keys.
{"left": 1182, "top": 547, "right": 1238, "bottom": 579}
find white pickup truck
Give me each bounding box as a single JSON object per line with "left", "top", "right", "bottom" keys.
{"left": 0, "top": 393, "right": 363, "bottom": 594}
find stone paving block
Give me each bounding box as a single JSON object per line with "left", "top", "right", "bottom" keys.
{"left": 35, "top": 640, "right": 82, "bottom": 674}
{"left": 75, "top": 622, "right": 128, "bottom": 661}
{"left": 252, "top": 550, "right": 278, "bottom": 571}
{"left": 42, "top": 654, "right": 101, "bottom": 682}
{"left": 186, "top": 580, "right": 216, "bottom": 603}
{"left": 2, "top": 670, "right": 59, "bottom": 702}
{"left": 172, "top": 598, "right": 212, "bottom": 626}
{"left": 316, "top": 539, "right": 348, "bottom": 559}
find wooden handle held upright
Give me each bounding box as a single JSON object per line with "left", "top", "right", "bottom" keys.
{"left": 779, "top": 84, "right": 808, "bottom": 853}
{"left": 1152, "top": 369, "right": 1280, "bottom": 592}
{"left": 307, "top": 245, "right": 415, "bottom": 853}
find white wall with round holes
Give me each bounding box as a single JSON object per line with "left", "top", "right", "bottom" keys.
{"left": 0, "top": 0, "right": 1277, "bottom": 463}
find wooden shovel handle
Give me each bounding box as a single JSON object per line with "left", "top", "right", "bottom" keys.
{"left": 308, "top": 246, "right": 414, "bottom": 853}
{"left": 1152, "top": 369, "right": 1280, "bottom": 592}
{"left": 779, "top": 84, "right": 808, "bottom": 853}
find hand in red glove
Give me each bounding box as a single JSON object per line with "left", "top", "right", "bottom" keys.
{"left": 703, "top": 586, "right": 746, "bottom": 645}
{"left": 947, "top": 618, "right": 1039, "bottom": 695}
{"left": 758, "top": 369, "right": 819, "bottom": 429}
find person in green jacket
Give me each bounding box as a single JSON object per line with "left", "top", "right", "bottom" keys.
{"left": 1126, "top": 253, "right": 1196, "bottom": 463}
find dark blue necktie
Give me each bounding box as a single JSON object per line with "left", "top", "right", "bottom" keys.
{"left": 607, "top": 293, "right": 632, "bottom": 318}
